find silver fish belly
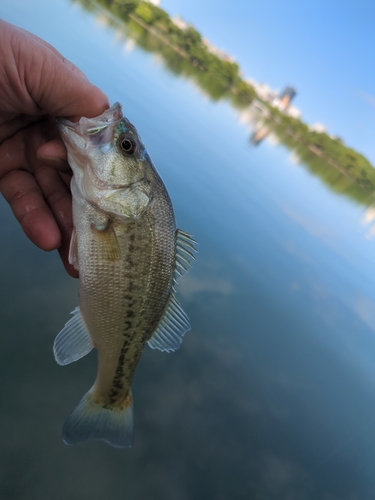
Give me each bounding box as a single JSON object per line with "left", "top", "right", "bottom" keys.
{"left": 53, "top": 103, "right": 197, "bottom": 448}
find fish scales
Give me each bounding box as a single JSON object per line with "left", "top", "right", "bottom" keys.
{"left": 77, "top": 175, "right": 175, "bottom": 403}
{"left": 54, "top": 103, "right": 196, "bottom": 448}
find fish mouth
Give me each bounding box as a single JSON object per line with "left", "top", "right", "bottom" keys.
{"left": 56, "top": 102, "right": 123, "bottom": 149}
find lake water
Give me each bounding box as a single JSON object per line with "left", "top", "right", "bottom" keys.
{"left": 1, "top": 1, "right": 375, "bottom": 499}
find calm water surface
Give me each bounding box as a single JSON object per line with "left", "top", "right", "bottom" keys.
{"left": 1, "top": 1, "right": 375, "bottom": 498}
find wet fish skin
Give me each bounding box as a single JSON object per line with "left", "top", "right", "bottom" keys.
{"left": 54, "top": 103, "right": 196, "bottom": 448}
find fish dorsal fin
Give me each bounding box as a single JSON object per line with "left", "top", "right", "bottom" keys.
{"left": 148, "top": 294, "right": 191, "bottom": 352}
{"left": 173, "top": 229, "right": 197, "bottom": 284}
{"left": 68, "top": 228, "right": 79, "bottom": 271}
{"left": 54, "top": 307, "right": 93, "bottom": 365}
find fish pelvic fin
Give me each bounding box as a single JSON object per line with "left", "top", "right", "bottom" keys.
{"left": 62, "top": 388, "right": 134, "bottom": 449}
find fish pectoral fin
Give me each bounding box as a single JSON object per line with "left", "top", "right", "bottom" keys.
{"left": 173, "top": 229, "right": 198, "bottom": 283}
{"left": 68, "top": 227, "right": 79, "bottom": 271}
{"left": 54, "top": 307, "right": 93, "bottom": 365}
{"left": 90, "top": 223, "right": 121, "bottom": 262}
{"left": 147, "top": 294, "right": 191, "bottom": 352}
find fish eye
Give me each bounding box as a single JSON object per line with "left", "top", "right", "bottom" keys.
{"left": 119, "top": 135, "right": 137, "bottom": 155}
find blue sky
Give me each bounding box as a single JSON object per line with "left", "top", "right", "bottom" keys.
{"left": 161, "top": 0, "right": 375, "bottom": 165}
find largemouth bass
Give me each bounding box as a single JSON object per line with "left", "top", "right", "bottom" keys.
{"left": 54, "top": 103, "right": 196, "bottom": 448}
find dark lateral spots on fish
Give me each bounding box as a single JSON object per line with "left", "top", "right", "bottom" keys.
{"left": 123, "top": 321, "right": 133, "bottom": 336}
{"left": 123, "top": 293, "right": 136, "bottom": 309}
{"left": 127, "top": 281, "right": 134, "bottom": 292}
{"left": 105, "top": 392, "right": 132, "bottom": 411}
{"left": 130, "top": 234, "right": 135, "bottom": 242}
{"left": 114, "top": 365, "right": 125, "bottom": 380}
{"left": 126, "top": 256, "right": 135, "bottom": 268}
{"left": 118, "top": 352, "right": 125, "bottom": 366}
{"left": 108, "top": 389, "right": 119, "bottom": 404}
{"left": 111, "top": 333, "right": 143, "bottom": 397}
{"left": 113, "top": 379, "right": 123, "bottom": 390}
{"left": 129, "top": 244, "right": 135, "bottom": 252}
{"left": 113, "top": 337, "right": 131, "bottom": 384}
{"left": 135, "top": 318, "right": 143, "bottom": 330}
{"left": 108, "top": 383, "right": 121, "bottom": 405}
{"left": 126, "top": 310, "right": 135, "bottom": 318}
{"left": 132, "top": 350, "right": 139, "bottom": 365}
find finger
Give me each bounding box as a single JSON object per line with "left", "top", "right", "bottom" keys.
{"left": 0, "top": 169, "right": 61, "bottom": 250}
{"left": 0, "top": 130, "right": 29, "bottom": 179}
{"left": 35, "top": 164, "right": 72, "bottom": 230}
{"left": 1, "top": 20, "right": 109, "bottom": 120}
{"left": 37, "top": 139, "right": 67, "bottom": 162}
{"left": 34, "top": 164, "right": 78, "bottom": 278}
{"left": 0, "top": 119, "right": 69, "bottom": 183}
{"left": 23, "top": 29, "right": 88, "bottom": 82}
{"left": 24, "top": 45, "right": 109, "bottom": 119}
{"left": 0, "top": 114, "right": 41, "bottom": 143}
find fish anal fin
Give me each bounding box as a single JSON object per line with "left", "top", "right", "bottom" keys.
{"left": 54, "top": 307, "right": 93, "bottom": 365}
{"left": 147, "top": 294, "right": 191, "bottom": 352}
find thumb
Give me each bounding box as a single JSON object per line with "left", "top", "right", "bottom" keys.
{"left": 3, "top": 20, "right": 109, "bottom": 120}
{"left": 26, "top": 47, "right": 109, "bottom": 119}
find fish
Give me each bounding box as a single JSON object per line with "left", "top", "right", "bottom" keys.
{"left": 54, "top": 102, "right": 197, "bottom": 448}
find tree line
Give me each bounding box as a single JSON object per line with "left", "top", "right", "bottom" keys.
{"left": 96, "top": 0, "right": 257, "bottom": 104}
{"left": 88, "top": 0, "right": 375, "bottom": 196}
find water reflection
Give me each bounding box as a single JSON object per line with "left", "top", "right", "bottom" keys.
{"left": 238, "top": 101, "right": 375, "bottom": 206}
{"left": 77, "top": 0, "right": 375, "bottom": 210}
{"left": 362, "top": 206, "right": 375, "bottom": 239}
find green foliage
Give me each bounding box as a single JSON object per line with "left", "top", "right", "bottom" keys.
{"left": 95, "top": 0, "right": 140, "bottom": 16}
{"left": 231, "top": 80, "right": 257, "bottom": 107}
{"left": 134, "top": 3, "right": 153, "bottom": 22}
{"left": 134, "top": 2, "right": 169, "bottom": 24}
{"left": 181, "top": 26, "right": 202, "bottom": 49}
{"left": 264, "top": 105, "right": 375, "bottom": 198}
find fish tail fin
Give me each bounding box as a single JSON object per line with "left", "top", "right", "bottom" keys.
{"left": 62, "top": 388, "right": 134, "bottom": 448}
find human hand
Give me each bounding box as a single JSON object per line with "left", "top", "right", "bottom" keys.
{"left": 0, "top": 20, "right": 109, "bottom": 277}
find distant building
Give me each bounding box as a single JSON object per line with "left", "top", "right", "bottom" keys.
{"left": 250, "top": 125, "right": 271, "bottom": 146}
{"left": 272, "top": 86, "right": 297, "bottom": 111}
{"left": 278, "top": 86, "right": 296, "bottom": 109}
